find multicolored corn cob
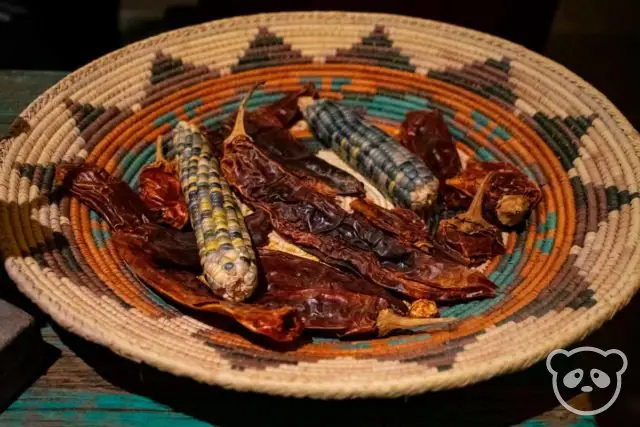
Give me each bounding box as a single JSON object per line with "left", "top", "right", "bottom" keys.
{"left": 299, "top": 98, "right": 439, "bottom": 211}
{"left": 173, "top": 120, "right": 258, "bottom": 302}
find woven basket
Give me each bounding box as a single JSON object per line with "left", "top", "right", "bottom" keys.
{"left": 1, "top": 11, "right": 639, "bottom": 399}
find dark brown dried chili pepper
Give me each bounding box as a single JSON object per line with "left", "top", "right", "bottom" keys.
{"left": 399, "top": 109, "right": 462, "bottom": 180}
{"left": 55, "top": 163, "right": 157, "bottom": 231}
{"left": 243, "top": 208, "right": 272, "bottom": 247}
{"left": 256, "top": 82, "right": 319, "bottom": 128}
{"left": 257, "top": 248, "right": 408, "bottom": 314}
{"left": 220, "top": 95, "right": 496, "bottom": 303}
{"left": 114, "top": 235, "right": 303, "bottom": 342}
{"left": 56, "top": 163, "right": 305, "bottom": 343}
{"left": 206, "top": 85, "right": 365, "bottom": 197}
{"left": 436, "top": 173, "right": 506, "bottom": 266}
{"left": 56, "top": 162, "right": 451, "bottom": 340}
{"left": 349, "top": 198, "right": 432, "bottom": 252}
{"left": 138, "top": 136, "right": 189, "bottom": 229}
{"left": 443, "top": 160, "right": 542, "bottom": 227}
{"left": 256, "top": 288, "right": 390, "bottom": 337}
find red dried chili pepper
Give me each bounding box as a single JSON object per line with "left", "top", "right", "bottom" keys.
{"left": 257, "top": 248, "right": 407, "bottom": 314}
{"left": 437, "top": 172, "right": 506, "bottom": 266}
{"left": 56, "top": 163, "right": 304, "bottom": 343}
{"left": 207, "top": 84, "right": 365, "bottom": 197}
{"left": 221, "top": 96, "right": 496, "bottom": 303}
{"left": 399, "top": 109, "right": 462, "bottom": 180}
{"left": 444, "top": 160, "right": 542, "bottom": 227}
{"left": 256, "top": 250, "right": 452, "bottom": 337}
{"left": 138, "top": 136, "right": 189, "bottom": 229}
{"left": 115, "top": 236, "right": 303, "bottom": 342}
{"left": 57, "top": 163, "right": 453, "bottom": 340}
{"left": 349, "top": 198, "right": 432, "bottom": 252}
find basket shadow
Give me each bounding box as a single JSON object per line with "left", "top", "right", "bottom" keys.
{"left": 52, "top": 321, "right": 571, "bottom": 427}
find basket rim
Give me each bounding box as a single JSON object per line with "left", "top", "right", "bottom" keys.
{"left": 2, "top": 10, "right": 640, "bottom": 399}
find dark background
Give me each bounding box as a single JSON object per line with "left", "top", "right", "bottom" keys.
{"left": 1, "top": 0, "right": 639, "bottom": 128}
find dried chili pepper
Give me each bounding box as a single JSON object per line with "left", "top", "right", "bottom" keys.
{"left": 256, "top": 82, "right": 319, "bottom": 128}
{"left": 256, "top": 250, "right": 454, "bottom": 337}
{"left": 138, "top": 136, "right": 189, "bottom": 229}
{"left": 257, "top": 288, "right": 391, "bottom": 337}
{"left": 56, "top": 163, "right": 304, "bottom": 342}
{"left": 436, "top": 173, "right": 506, "bottom": 266}
{"left": 115, "top": 237, "right": 303, "bottom": 342}
{"left": 221, "top": 93, "right": 496, "bottom": 303}
{"left": 399, "top": 109, "right": 462, "bottom": 180}
{"left": 257, "top": 249, "right": 407, "bottom": 314}
{"left": 243, "top": 208, "right": 272, "bottom": 247}
{"left": 349, "top": 198, "right": 432, "bottom": 251}
{"left": 56, "top": 162, "right": 453, "bottom": 341}
{"left": 55, "top": 163, "right": 157, "bottom": 231}
{"left": 443, "top": 160, "right": 542, "bottom": 227}
{"left": 207, "top": 84, "right": 365, "bottom": 197}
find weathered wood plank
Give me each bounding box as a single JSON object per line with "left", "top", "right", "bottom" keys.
{"left": 0, "top": 300, "right": 44, "bottom": 411}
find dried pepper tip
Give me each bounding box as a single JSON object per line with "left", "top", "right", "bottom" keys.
{"left": 376, "top": 309, "right": 455, "bottom": 337}
{"left": 408, "top": 299, "right": 439, "bottom": 318}
{"left": 226, "top": 81, "right": 265, "bottom": 142}
{"left": 496, "top": 194, "right": 530, "bottom": 227}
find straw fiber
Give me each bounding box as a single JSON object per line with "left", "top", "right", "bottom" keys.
{"left": 1, "top": 12, "right": 639, "bottom": 398}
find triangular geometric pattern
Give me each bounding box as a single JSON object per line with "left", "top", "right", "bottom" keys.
{"left": 150, "top": 52, "right": 196, "bottom": 85}
{"left": 140, "top": 51, "right": 220, "bottom": 108}
{"left": 63, "top": 99, "right": 108, "bottom": 132}
{"left": 232, "top": 27, "right": 312, "bottom": 73}
{"left": 326, "top": 25, "right": 416, "bottom": 72}
{"left": 428, "top": 57, "right": 517, "bottom": 105}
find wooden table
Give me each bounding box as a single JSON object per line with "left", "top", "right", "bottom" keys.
{"left": 0, "top": 71, "right": 637, "bottom": 427}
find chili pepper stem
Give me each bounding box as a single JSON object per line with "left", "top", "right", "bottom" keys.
{"left": 227, "top": 81, "right": 265, "bottom": 142}
{"left": 458, "top": 171, "right": 496, "bottom": 227}
{"left": 155, "top": 136, "right": 164, "bottom": 163}
{"left": 376, "top": 309, "right": 455, "bottom": 337}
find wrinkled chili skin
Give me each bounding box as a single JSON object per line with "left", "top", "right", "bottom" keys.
{"left": 206, "top": 85, "right": 365, "bottom": 197}
{"left": 57, "top": 164, "right": 305, "bottom": 342}
{"left": 444, "top": 161, "right": 542, "bottom": 226}
{"left": 244, "top": 208, "right": 272, "bottom": 247}
{"left": 258, "top": 83, "right": 319, "bottom": 128}
{"left": 349, "top": 198, "right": 431, "bottom": 250}
{"left": 221, "top": 133, "right": 496, "bottom": 302}
{"left": 436, "top": 218, "right": 506, "bottom": 267}
{"left": 256, "top": 288, "right": 386, "bottom": 337}
{"left": 257, "top": 249, "right": 407, "bottom": 314}
{"left": 57, "top": 163, "right": 419, "bottom": 339}
{"left": 55, "top": 163, "right": 158, "bottom": 231}
{"left": 113, "top": 235, "right": 304, "bottom": 343}
{"left": 138, "top": 162, "right": 189, "bottom": 229}
{"left": 399, "top": 110, "right": 462, "bottom": 180}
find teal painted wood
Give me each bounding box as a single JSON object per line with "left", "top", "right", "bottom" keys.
{"left": 4, "top": 390, "right": 211, "bottom": 427}
{"left": 0, "top": 70, "right": 601, "bottom": 427}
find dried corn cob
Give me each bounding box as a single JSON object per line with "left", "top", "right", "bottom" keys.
{"left": 173, "top": 120, "right": 258, "bottom": 302}
{"left": 299, "top": 98, "right": 439, "bottom": 211}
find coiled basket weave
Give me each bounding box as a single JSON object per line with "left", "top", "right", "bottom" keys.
{"left": 1, "top": 11, "right": 639, "bottom": 399}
